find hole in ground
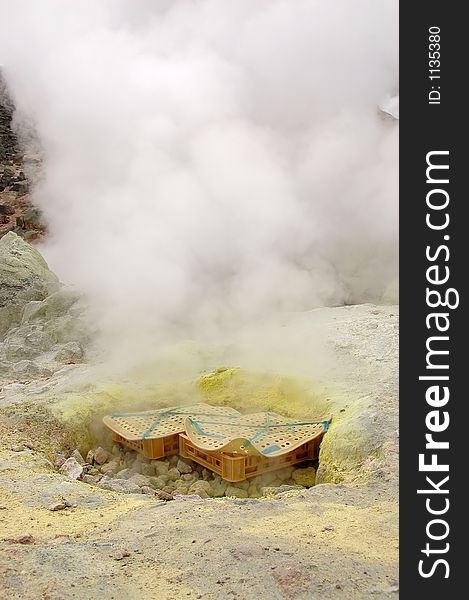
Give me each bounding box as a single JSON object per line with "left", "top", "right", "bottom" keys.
{"left": 55, "top": 440, "right": 321, "bottom": 500}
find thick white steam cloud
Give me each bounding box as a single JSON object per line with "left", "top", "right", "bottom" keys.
{"left": 0, "top": 0, "right": 398, "bottom": 367}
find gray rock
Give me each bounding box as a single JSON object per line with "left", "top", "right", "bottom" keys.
{"left": 156, "top": 490, "right": 174, "bottom": 501}
{"left": 128, "top": 461, "right": 141, "bottom": 474}
{"left": 251, "top": 472, "right": 279, "bottom": 488}
{"left": 16, "top": 205, "right": 40, "bottom": 227}
{"left": 0, "top": 203, "right": 14, "bottom": 216}
{"left": 154, "top": 461, "right": 169, "bottom": 476}
{"left": 291, "top": 467, "right": 316, "bottom": 487}
{"left": 70, "top": 449, "right": 86, "bottom": 465}
{"left": 176, "top": 459, "right": 192, "bottom": 474}
{"left": 54, "top": 342, "right": 83, "bottom": 363}
{"left": 186, "top": 488, "right": 208, "bottom": 499}
{"left": 189, "top": 480, "right": 213, "bottom": 498}
{"left": 115, "top": 468, "right": 132, "bottom": 480}
{"left": 85, "top": 467, "right": 101, "bottom": 476}
{"left": 167, "top": 467, "right": 180, "bottom": 482}
{"left": 21, "top": 289, "right": 82, "bottom": 324}
{"left": 139, "top": 463, "right": 155, "bottom": 477}
{"left": 59, "top": 457, "right": 83, "bottom": 480}
{"left": 99, "top": 459, "right": 121, "bottom": 476}
{"left": 134, "top": 454, "right": 151, "bottom": 464}
{"left": 53, "top": 453, "right": 67, "bottom": 469}
{"left": 124, "top": 451, "right": 135, "bottom": 463}
{"left": 93, "top": 447, "right": 110, "bottom": 465}
{"left": 169, "top": 455, "right": 179, "bottom": 467}
{"left": 274, "top": 466, "right": 295, "bottom": 481}
{"left": 233, "top": 479, "right": 250, "bottom": 491}
{"left": 97, "top": 476, "right": 141, "bottom": 494}
{"left": 149, "top": 476, "right": 168, "bottom": 489}
{"left": 20, "top": 301, "right": 43, "bottom": 324}
{"left": 210, "top": 475, "right": 227, "bottom": 498}
{"left": 128, "top": 473, "right": 151, "bottom": 488}
{"left": 10, "top": 444, "right": 25, "bottom": 452}
{"left": 0, "top": 232, "right": 59, "bottom": 337}
{"left": 81, "top": 474, "right": 101, "bottom": 485}
{"left": 0, "top": 166, "right": 15, "bottom": 181}
{"left": 3, "top": 324, "right": 57, "bottom": 361}
{"left": 225, "top": 486, "right": 249, "bottom": 499}
{"left": 10, "top": 180, "right": 28, "bottom": 195}
{"left": 276, "top": 484, "right": 305, "bottom": 494}
{"left": 10, "top": 359, "right": 52, "bottom": 380}
{"left": 49, "top": 502, "right": 68, "bottom": 511}
{"left": 0, "top": 237, "right": 89, "bottom": 385}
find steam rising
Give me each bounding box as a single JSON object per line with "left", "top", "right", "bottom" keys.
{"left": 0, "top": 0, "right": 398, "bottom": 367}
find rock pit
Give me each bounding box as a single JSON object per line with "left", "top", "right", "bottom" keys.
{"left": 53, "top": 444, "right": 317, "bottom": 500}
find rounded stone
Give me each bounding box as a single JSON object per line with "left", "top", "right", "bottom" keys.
{"left": 128, "top": 473, "right": 151, "bottom": 488}
{"left": 59, "top": 457, "right": 83, "bottom": 480}
{"left": 225, "top": 486, "right": 249, "bottom": 499}
{"left": 167, "top": 467, "right": 180, "bottom": 481}
{"left": 189, "top": 480, "right": 214, "bottom": 498}
{"left": 291, "top": 467, "right": 316, "bottom": 487}
{"left": 154, "top": 461, "right": 169, "bottom": 476}
{"left": 176, "top": 459, "right": 192, "bottom": 474}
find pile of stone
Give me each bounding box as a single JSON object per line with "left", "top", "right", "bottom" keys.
{"left": 0, "top": 165, "right": 29, "bottom": 196}
{"left": 1, "top": 72, "right": 43, "bottom": 240}
{"left": 0, "top": 74, "right": 19, "bottom": 164}
{"left": 54, "top": 444, "right": 317, "bottom": 500}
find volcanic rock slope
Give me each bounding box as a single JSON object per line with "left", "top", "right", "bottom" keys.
{"left": 0, "top": 74, "right": 43, "bottom": 241}
{"left": 0, "top": 232, "right": 89, "bottom": 382}
{"left": 0, "top": 234, "right": 399, "bottom": 599}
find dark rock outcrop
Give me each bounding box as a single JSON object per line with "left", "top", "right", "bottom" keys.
{"left": 1, "top": 72, "right": 44, "bottom": 240}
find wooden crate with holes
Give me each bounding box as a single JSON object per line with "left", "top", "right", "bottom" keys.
{"left": 103, "top": 405, "right": 331, "bottom": 481}
{"left": 102, "top": 404, "right": 241, "bottom": 460}
{"left": 109, "top": 431, "right": 180, "bottom": 460}
{"left": 179, "top": 432, "right": 323, "bottom": 482}
{"left": 180, "top": 411, "right": 330, "bottom": 482}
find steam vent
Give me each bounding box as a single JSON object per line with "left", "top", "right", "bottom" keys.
{"left": 103, "top": 404, "right": 331, "bottom": 483}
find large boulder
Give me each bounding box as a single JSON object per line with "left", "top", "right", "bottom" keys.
{"left": 0, "top": 231, "right": 59, "bottom": 336}
{"left": 0, "top": 232, "right": 89, "bottom": 384}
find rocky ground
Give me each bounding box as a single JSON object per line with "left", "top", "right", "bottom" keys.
{"left": 0, "top": 230, "right": 399, "bottom": 599}
{"left": 55, "top": 444, "right": 317, "bottom": 500}
{"left": 0, "top": 73, "right": 44, "bottom": 241}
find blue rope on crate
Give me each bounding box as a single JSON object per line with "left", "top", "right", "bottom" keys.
{"left": 111, "top": 407, "right": 237, "bottom": 439}
{"left": 187, "top": 413, "right": 330, "bottom": 455}
{"left": 111, "top": 406, "right": 330, "bottom": 446}
{"left": 188, "top": 417, "right": 329, "bottom": 434}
